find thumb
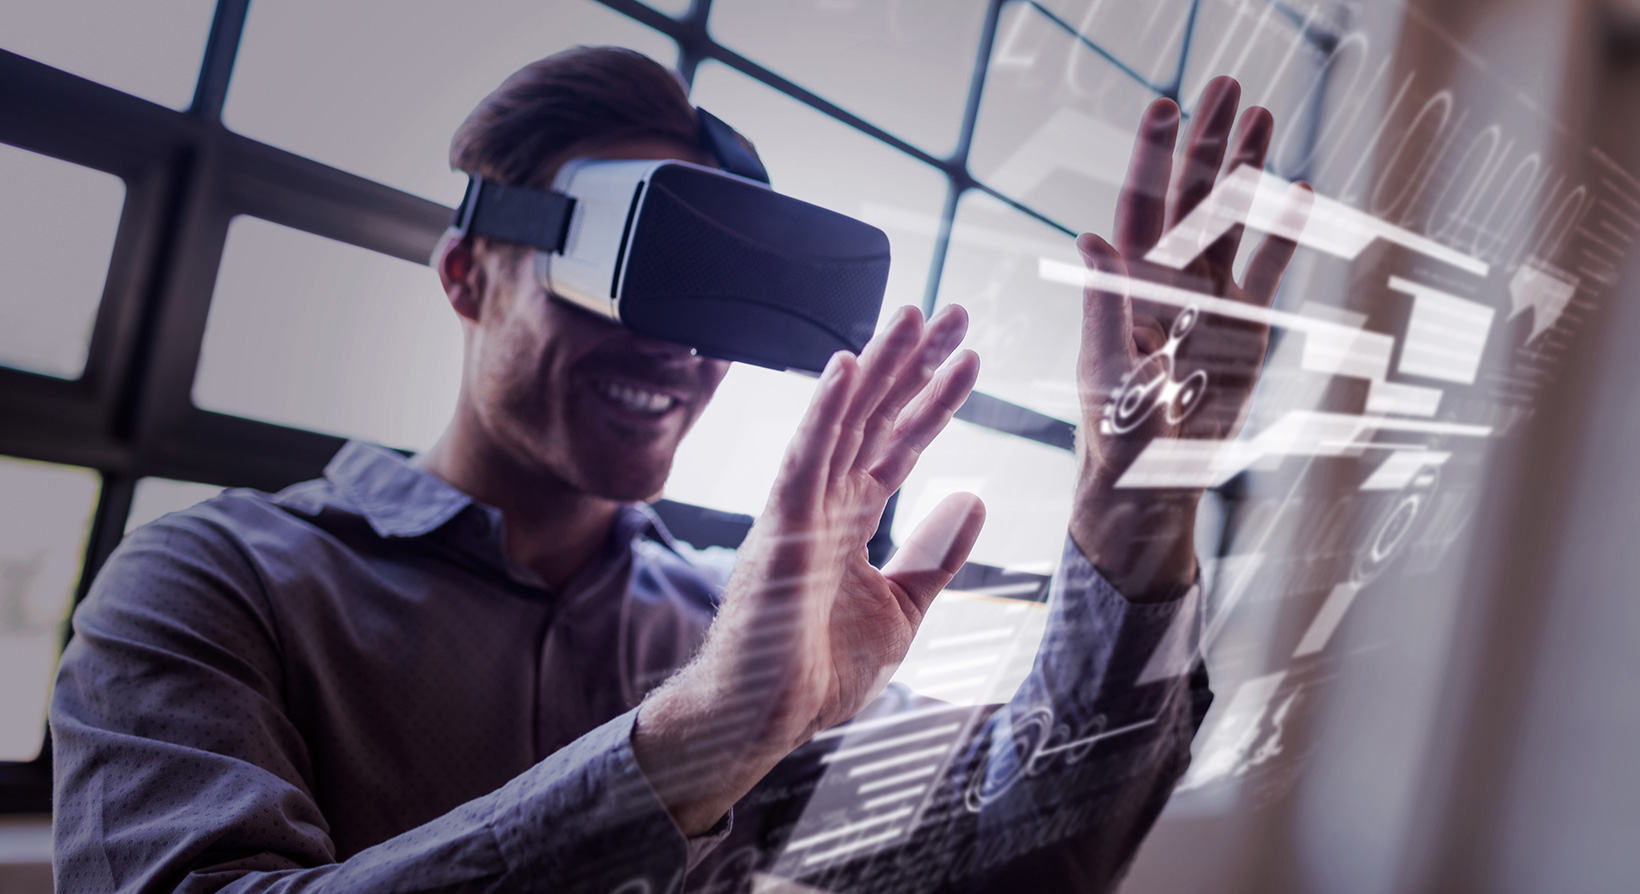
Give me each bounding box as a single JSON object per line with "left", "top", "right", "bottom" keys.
{"left": 1076, "top": 233, "right": 1138, "bottom": 397}
{"left": 882, "top": 492, "right": 987, "bottom": 616}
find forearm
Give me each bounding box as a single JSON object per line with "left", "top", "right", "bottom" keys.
{"left": 747, "top": 536, "right": 1208, "bottom": 894}
{"left": 632, "top": 671, "right": 793, "bottom": 837}
{"left": 943, "top": 531, "right": 1207, "bottom": 890}
{"left": 55, "top": 699, "right": 697, "bottom": 894}
{"left": 53, "top": 538, "right": 702, "bottom": 894}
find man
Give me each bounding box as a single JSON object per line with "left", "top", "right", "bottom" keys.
{"left": 50, "top": 47, "right": 1303, "bottom": 893}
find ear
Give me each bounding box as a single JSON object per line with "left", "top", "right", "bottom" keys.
{"left": 434, "top": 228, "right": 483, "bottom": 322}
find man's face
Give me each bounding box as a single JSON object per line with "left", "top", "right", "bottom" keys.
{"left": 458, "top": 137, "right": 732, "bottom": 502}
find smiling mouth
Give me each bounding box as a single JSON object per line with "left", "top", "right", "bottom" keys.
{"left": 591, "top": 378, "right": 681, "bottom": 416}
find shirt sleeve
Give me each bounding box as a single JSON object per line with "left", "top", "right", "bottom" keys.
{"left": 939, "top": 533, "right": 1211, "bottom": 892}
{"left": 696, "top": 532, "right": 1209, "bottom": 894}
{"left": 50, "top": 516, "right": 700, "bottom": 894}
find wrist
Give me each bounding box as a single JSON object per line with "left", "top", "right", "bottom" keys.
{"left": 631, "top": 666, "right": 791, "bottom": 836}
{"left": 1069, "top": 472, "right": 1200, "bottom": 603}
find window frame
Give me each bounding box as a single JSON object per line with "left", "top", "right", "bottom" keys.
{"left": 0, "top": 0, "right": 1337, "bottom": 812}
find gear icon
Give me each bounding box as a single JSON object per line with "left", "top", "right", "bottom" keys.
{"left": 1102, "top": 305, "right": 1210, "bottom": 435}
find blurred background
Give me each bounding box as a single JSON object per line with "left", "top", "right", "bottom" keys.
{"left": 3, "top": 0, "right": 1639, "bottom": 891}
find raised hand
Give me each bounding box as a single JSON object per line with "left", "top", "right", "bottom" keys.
{"left": 635, "top": 305, "right": 985, "bottom": 834}
{"left": 1070, "top": 76, "right": 1311, "bottom": 600}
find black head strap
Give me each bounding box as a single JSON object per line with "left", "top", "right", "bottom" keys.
{"left": 449, "top": 175, "right": 576, "bottom": 252}
{"left": 697, "top": 107, "right": 770, "bottom": 185}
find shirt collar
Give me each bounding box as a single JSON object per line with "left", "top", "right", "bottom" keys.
{"left": 325, "top": 441, "right": 474, "bottom": 539}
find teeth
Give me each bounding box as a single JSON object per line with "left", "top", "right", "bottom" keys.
{"left": 596, "top": 380, "right": 677, "bottom": 415}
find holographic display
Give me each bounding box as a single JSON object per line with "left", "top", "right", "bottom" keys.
{"left": 663, "top": 1, "right": 1637, "bottom": 892}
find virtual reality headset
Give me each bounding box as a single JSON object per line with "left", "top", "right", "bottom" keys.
{"left": 449, "top": 108, "right": 891, "bottom": 373}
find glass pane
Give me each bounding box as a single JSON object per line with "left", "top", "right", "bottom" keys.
{"left": 935, "top": 190, "right": 1087, "bottom": 423}
{"left": 892, "top": 417, "right": 1078, "bottom": 572}
{"left": 969, "top": 1, "right": 1159, "bottom": 235}
{"left": 0, "top": 144, "right": 125, "bottom": 379}
{"left": 224, "top": 0, "right": 679, "bottom": 204}
{"left": 0, "top": 457, "right": 99, "bottom": 762}
{"left": 194, "top": 217, "right": 463, "bottom": 451}
{"left": 665, "top": 365, "right": 817, "bottom": 516}
{"left": 707, "top": 0, "right": 989, "bottom": 157}
{"left": 690, "top": 61, "right": 949, "bottom": 323}
{"left": 126, "top": 478, "right": 226, "bottom": 533}
{"left": 0, "top": 0, "right": 216, "bottom": 109}
{"left": 1025, "top": 0, "right": 1195, "bottom": 89}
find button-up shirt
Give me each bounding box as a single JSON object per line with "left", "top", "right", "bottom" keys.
{"left": 50, "top": 441, "right": 1209, "bottom": 893}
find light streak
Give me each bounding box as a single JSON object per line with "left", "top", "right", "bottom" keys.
{"left": 1140, "top": 164, "right": 1491, "bottom": 277}
{"left": 820, "top": 724, "right": 964, "bottom": 765}
{"left": 860, "top": 785, "right": 930, "bottom": 811}
{"left": 784, "top": 806, "right": 914, "bottom": 852}
{"left": 846, "top": 746, "right": 951, "bottom": 778}
{"left": 855, "top": 765, "right": 939, "bottom": 793}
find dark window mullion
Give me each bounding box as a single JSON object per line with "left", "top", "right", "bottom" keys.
{"left": 189, "top": 0, "right": 251, "bottom": 124}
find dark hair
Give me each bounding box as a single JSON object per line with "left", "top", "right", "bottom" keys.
{"left": 450, "top": 45, "right": 700, "bottom": 190}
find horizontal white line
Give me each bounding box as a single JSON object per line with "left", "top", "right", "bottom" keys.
{"left": 811, "top": 703, "right": 971, "bottom": 742}
{"left": 860, "top": 785, "right": 929, "bottom": 811}
{"left": 1042, "top": 260, "right": 1356, "bottom": 336}
{"left": 957, "top": 581, "right": 1043, "bottom": 598}
{"left": 848, "top": 746, "right": 949, "bottom": 777}
{"left": 801, "top": 827, "right": 908, "bottom": 866}
{"left": 856, "top": 765, "right": 939, "bottom": 793}
{"left": 821, "top": 724, "right": 962, "bottom": 765}
{"left": 785, "top": 806, "right": 913, "bottom": 851}
{"left": 1356, "top": 415, "right": 1492, "bottom": 437}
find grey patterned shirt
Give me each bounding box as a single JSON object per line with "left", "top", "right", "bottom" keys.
{"left": 50, "top": 441, "right": 1208, "bottom": 893}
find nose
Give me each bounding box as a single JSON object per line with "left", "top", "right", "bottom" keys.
{"left": 627, "top": 330, "right": 699, "bottom": 364}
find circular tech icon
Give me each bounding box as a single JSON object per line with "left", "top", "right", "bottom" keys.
{"left": 1103, "top": 305, "right": 1210, "bottom": 435}
{"left": 1351, "top": 464, "right": 1441, "bottom": 585}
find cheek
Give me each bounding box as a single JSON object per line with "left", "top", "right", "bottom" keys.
{"left": 699, "top": 361, "right": 732, "bottom": 400}
{"left": 472, "top": 313, "right": 556, "bottom": 413}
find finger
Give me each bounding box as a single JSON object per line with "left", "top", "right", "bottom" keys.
{"left": 828, "top": 306, "right": 925, "bottom": 485}
{"left": 1240, "top": 181, "right": 1314, "bottom": 305}
{"left": 855, "top": 304, "right": 969, "bottom": 469}
{"left": 770, "top": 351, "right": 857, "bottom": 519}
{"left": 1167, "top": 76, "right": 1241, "bottom": 233}
{"left": 882, "top": 492, "right": 987, "bottom": 617}
{"left": 1201, "top": 105, "right": 1273, "bottom": 274}
{"left": 1076, "top": 234, "right": 1138, "bottom": 395}
{"left": 1115, "top": 97, "right": 1181, "bottom": 258}
{"left": 867, "top": 349, "right": 981, "bottom": 491}
{"left": 1133, "top": 314, "right": 1167, "bottom": 354}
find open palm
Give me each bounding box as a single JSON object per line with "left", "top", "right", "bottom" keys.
{"left": 1077, "top": 77, "right": 1312, "bottom": 490}
{"left": 702, "top": 305, "right": 986, "bottom": 750}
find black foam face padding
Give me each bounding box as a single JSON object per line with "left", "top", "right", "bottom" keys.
{"left": 618, "top": 164, "right": 890, "bottom": 372}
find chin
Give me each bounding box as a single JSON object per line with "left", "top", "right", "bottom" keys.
{"left": 575, "top": 450, "right": 672, "bottom": 503}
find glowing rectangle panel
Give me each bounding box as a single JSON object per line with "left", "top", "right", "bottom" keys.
{"left": 1359, "top": 450, "right": 1451, "bottom": 491}
{"left": 1136, "top": 583, "right": 1203, "bottom": 684}
{"left": 1178, "top": 670, "right": 1289, "bottom": 790}
{"left": 1293, "top": 582, "right": 1363, "bottom": 657}
{"left": 1144, "top": 167, "right": 1490, "bottom": 278}
{"left": 1365, "top": 380, "right": 1444, "bottom": 417}
{"left": 1299, "top": 324, "right": 1395, "bottom": 380}
{"left": 1391, "top": 277, "right": 1496, "bottom": 384}
{"left": 1253, "top": 412, "right": 1372, "bottom": 457}
{"left": 1114, "top": 438, "right": 1264, "bottom": 489}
